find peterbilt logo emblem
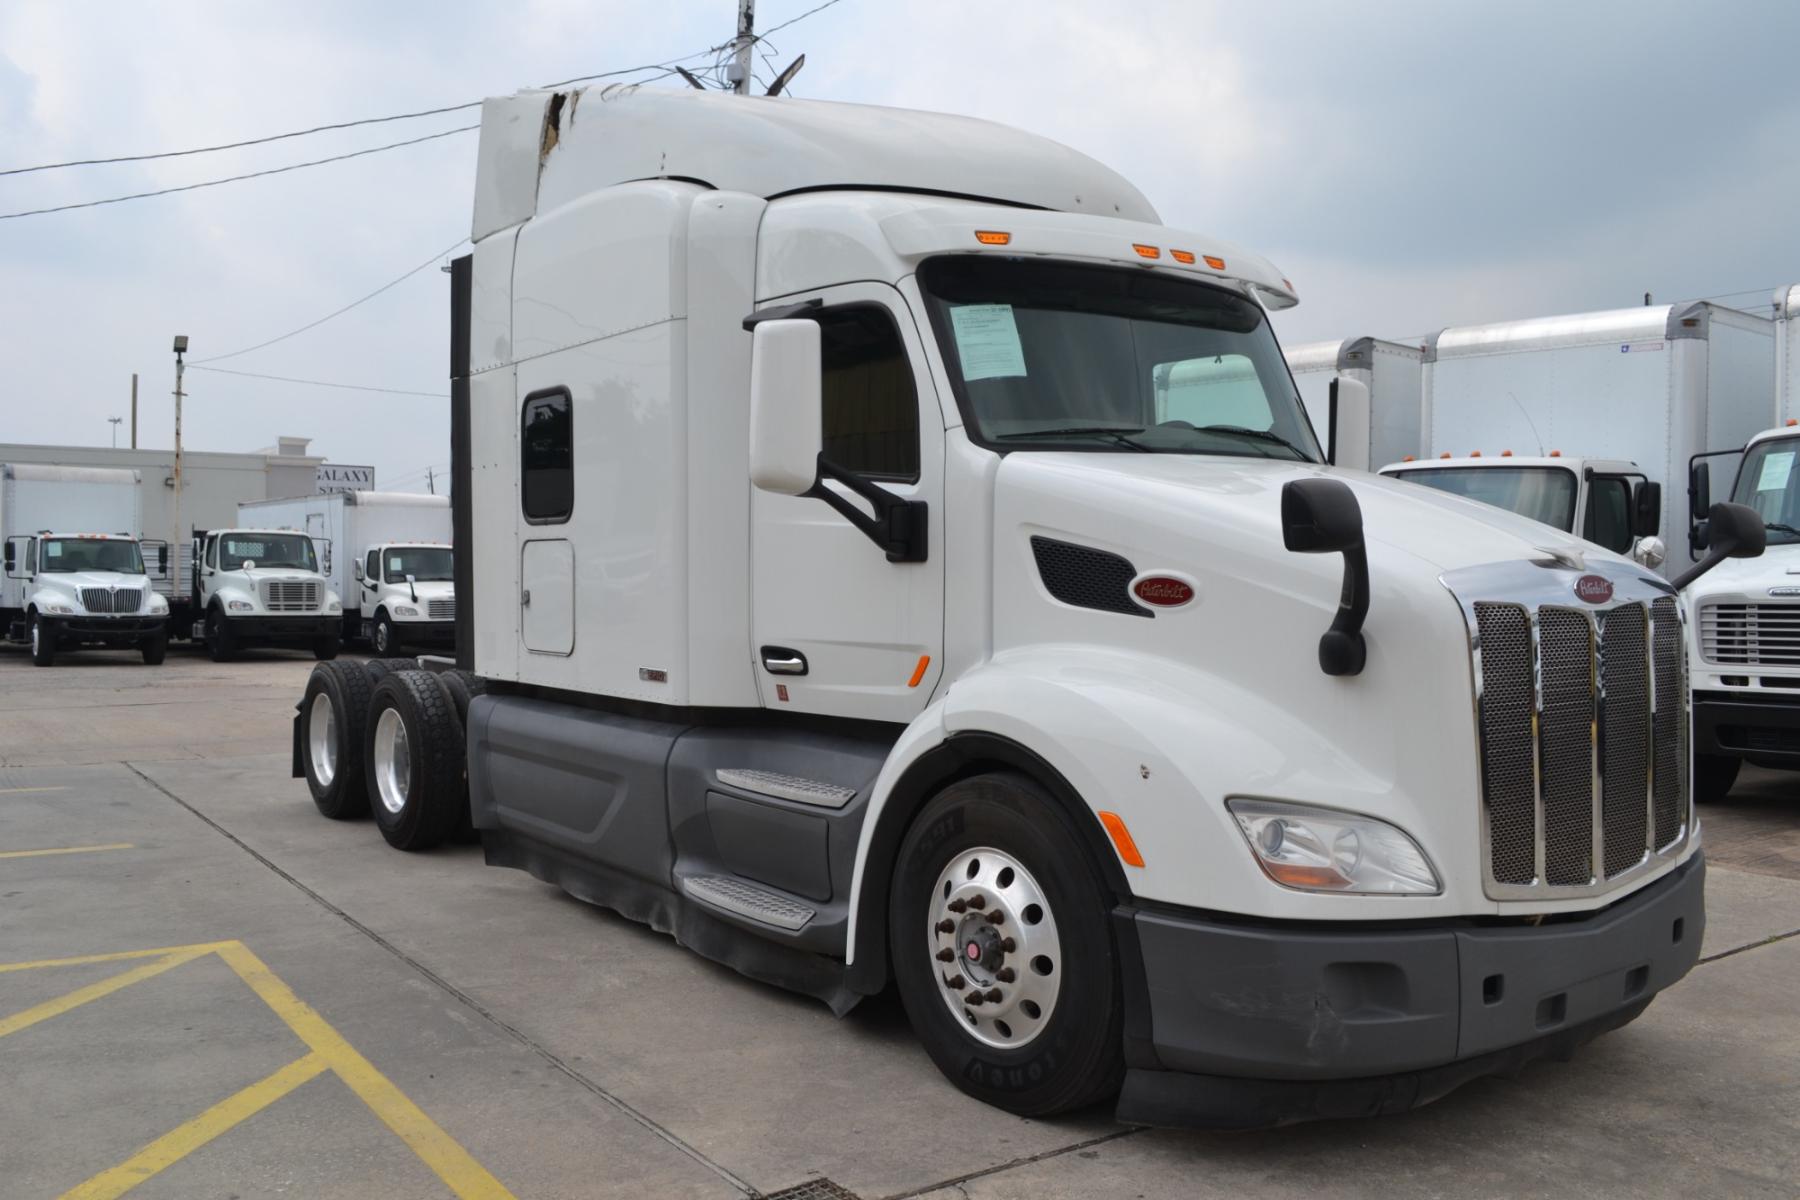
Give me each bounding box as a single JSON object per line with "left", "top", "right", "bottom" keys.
{"left": 1574, "top": 575, "right": 1614, "bottom": 604}
{"left": 1131, "top": 575, "right": 1196, "bottom": 609}
{"left": 1771, "top": 585, "right": 1800, "bottom": 597}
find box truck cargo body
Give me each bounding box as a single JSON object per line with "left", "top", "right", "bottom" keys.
{"left": 1284, "top": 337, "right": 1423, "bottom": 472}
{"left": 1413, "top": 302, "right": 1775, "bottom": 572}
{"left": 1778, "top": 285, "right": 1799, "bottom": 423}
{"left": 0, "top": 464, "right": 169, "bottom": 664}
{"left": 240, "top": 491, "right": 452, "bottom": 651}
{"left": 291, "top": 86, "right": 1760, "bottom": 1129}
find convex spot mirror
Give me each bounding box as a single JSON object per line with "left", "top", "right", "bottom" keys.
{"left": 748, "top": 318, "right": 823, "bottom": 497}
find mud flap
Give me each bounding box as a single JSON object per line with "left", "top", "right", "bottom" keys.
{"left": 291, "top": 701, "right": 305, "bottom": 779}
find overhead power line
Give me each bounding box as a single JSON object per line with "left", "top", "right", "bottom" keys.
{"left": 194, "top": 237, "right": 469, "bottom": 364}
{"left": 187, "top": 364, "right": 445, "bottom": 398}
{"left": 761, "top": 0, "right": 849, "bottom": 39}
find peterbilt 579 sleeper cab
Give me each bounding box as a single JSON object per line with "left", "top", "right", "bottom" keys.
{"left": 293, "top": 86, "right": 1766, "bottom": 1128}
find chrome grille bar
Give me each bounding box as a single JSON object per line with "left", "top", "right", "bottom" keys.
{"left": 79, "top": 587, "right": 143, "bottom": 614}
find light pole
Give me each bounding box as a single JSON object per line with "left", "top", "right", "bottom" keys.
{"left": 108, "top": 416, "right": 123, "bottom": 448}
{"left": 172, "top": 335, "right": 188, "bottom": 584}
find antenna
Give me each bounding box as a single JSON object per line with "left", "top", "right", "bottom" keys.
{"left": 1502, "top": 391, "right": 1545, "bottom": 456}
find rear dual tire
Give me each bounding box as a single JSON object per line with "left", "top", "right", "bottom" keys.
{"left": 366, "top": 669, "right": 465, "bottom": 852}
{"left": 302, "top": 662, "right": 373, "bottom": 819}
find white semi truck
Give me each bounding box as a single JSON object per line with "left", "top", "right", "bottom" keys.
{"left": 292, "top": 87, "right": 1768, "bottom": 1128}
{"left": 1, "top": 464, "right": 170, "bottom": 665}
{"left": 1384, "top": 302, "right": 1775, "bottom": 575}
{"left": 1283, "top": 337, "right": 1423, "bottom": 472}
{"left": 189, "top": 527, "right": 342, "bottom": 661}
{"left": 240, "top": 491, "right": 453, "bottom": 653}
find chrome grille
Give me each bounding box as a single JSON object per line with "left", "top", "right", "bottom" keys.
{"left": 1457, "top": 564, "right": 1689, "bottom": 900}
{"left": 79, "top": 587, "right": 143, "bottom": 614}
{"left": 427, "top": 598, "right": 455, "bottom": 621}
{"left": 262, "top": 580, "right": 321, "bottom": 612}
{"left": 1699, "top": 602, "right": 1800, "bottom": 665}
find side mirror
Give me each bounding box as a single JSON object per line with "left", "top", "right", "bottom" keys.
{"left": 1325, "top": 376, "right": 1372, "bottom": 471}
{"left": 1672, "top": 502, "right": 1767, "bottom": 590}
{"left": 353, "top": 561, "right": 364, "bottom": 581}
{"left": 157, "top": 544, "right": 168, "bottom": 573}
{"left": 748, "top": 319, "right": 823, "bottom": 496}
{"left": 241, "top": 559, "right": 257, "bottom": 572}
{"left": 1281, "top": 478, "right": 1370, "bottom": 677}
{"left": 1633, "top": 480, "right": 1662, "bottom": 537}
{"left": 3, "top": 542, "right": 12, "bottom": 572}
{"left": 1689, "top": 461, "right": 1711, "bottom": 523}
{"left": 406, "top": 573, "right": 417, "bottom": 585}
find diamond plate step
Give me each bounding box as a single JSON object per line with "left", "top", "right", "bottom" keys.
{"left": 715, "top": 768, "right": 856, "bottom": 810}
{"left": 682, "top": 875, "right": 816, "bottom": 932}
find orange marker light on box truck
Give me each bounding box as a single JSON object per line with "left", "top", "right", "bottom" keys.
{"left": 974, "top": 230, "right": 1011, "bottom": 245}
{"left": 1099, "top": 811, "right": 1146, "bottom": 868}
{"left": 1501, "top": 449, "right": 1513, "bottom": 457}
{"left": 1132, "top": 244, "right": 1160, "bottom": 259}
{"left": 907, "top": 655, "right": 931, "bottom": 688}
{"left": 1169, "top": 249, "right": 1196, "bottom": 264}
{"left": 1204, "top": 255, "right": 1226, "bottom": 270}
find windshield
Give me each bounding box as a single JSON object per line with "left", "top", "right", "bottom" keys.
{"left": 1731, "top": 436, "right": 1800, "bottom": 545}
{"left": 918, "top": 257, "right": 1321, "bottom": 461}
{"left": 40, "top": 538, "right": 144, "bottom": 574}
{"left": 219, "top": 533, "right": 317, "bottom": 571}
{"left": 383, "top": 546, "right": 453, "bottom": 582}
{"left": 1388, "top": 466, "right": 1579, "bottom": 530}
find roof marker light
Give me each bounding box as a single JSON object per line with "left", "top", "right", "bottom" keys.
{"left": 1402, "top": 455, "right": 1416, "bottom": 462}
{"left": 1204, "top": 255, "right": 1226, "bottom": 270}
{"left": 1789, "top": 419, "right": 1799, "bottom": 427}
{"left": 1132, "top": 243, "right": 1161, "bottom": 259}
{"left": 974, "top": 230, "right": 1011, "bottom": 246}
{"left": 1549, "top": 449, "right": 1562, "bottom": 457}
{"left": 1501, "top": 449, "right": 1513, "bottom": 457}
{"left": 1470, "top": 450, "right": 1482, "bottom": 457}
{"left": 1440, "top": 452, "right": 1452, "bottom": 459}
{"left": 1170, "top": 249, "right": 1196, "bottom": 264}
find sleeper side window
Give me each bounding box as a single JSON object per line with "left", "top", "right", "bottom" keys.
{"left": 522, "top": 387, "right": 574, "bottom": 523}
{"left": 819, "top": 307, "right": 920, "bottom": 482}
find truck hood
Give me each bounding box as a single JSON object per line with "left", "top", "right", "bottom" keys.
{"left": 35, "top": 571, "right": 151, "bottom": 590}
{"left": 1684, "top": 539, "right": 1800, "bottom": 598}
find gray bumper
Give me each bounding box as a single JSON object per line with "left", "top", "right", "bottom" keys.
{"left": 1117, "top": 852, "right": 1704, "bottom": 1127}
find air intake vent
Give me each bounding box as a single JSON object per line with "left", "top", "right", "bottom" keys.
{"left": 1029, "top": 536, "right": 1147, "bottom": 618}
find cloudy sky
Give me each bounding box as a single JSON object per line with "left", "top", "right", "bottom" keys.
{"left": 3, "top": 0, "right": 1796, "bottom": 491}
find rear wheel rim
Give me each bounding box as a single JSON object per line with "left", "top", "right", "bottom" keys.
{"left": 373, "top": 707, "right": 411, "bottom": 815}
{"left": 308, "top": 692, "right": 337, "bottom": 787}
{"left": 927, "top": 846, "right": 1063, "bottom": 1050}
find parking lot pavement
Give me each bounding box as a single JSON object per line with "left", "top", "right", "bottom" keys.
{"left": 3, "top": 647, "right": 1799, "bottom": 1198}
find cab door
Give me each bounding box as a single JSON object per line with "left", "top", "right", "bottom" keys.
{"left": 750, "top": 283, "right": 945, "bottom": 723}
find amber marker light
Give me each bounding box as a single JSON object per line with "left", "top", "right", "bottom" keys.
{"left": 1169, "top": 249, "right": 1196, "bottom": 264}
{"left": 1132, "top": 243, "right": 1161, "bottom": 259}
{"left": 1098, "top": 811, "right": 1146, "bottom": 868}
{"left": 907, "top": 655, "right": 931, "bottom": 688}
{"left": 974, "top": 230, "right": 1011, "bottom": 245}
{"left": 1203, "top": 255, "right": 1226, "bottom": 270}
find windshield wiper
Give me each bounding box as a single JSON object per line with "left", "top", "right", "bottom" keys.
{"left": 1194, "top": 424, "right": 1313, "bottom": 461}
{"left": 994, "top": 426, "right": 1153, "bottom": 452}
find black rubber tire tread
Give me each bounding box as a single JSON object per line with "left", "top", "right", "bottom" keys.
{"left": 427, "top": 672, "right": 480, "bottom": 844}
{"left": 206, "top": 607, "right": 238, "bottom": 662}
{"left": 313, "top": 630, "right": 341, "bottom": 661}
{"left": 438, "top": 669, "right": 489, "bottom": 726}
{"left": 365, "top": 669, "right": 463, "bottom": 852}
{"left": 1694, "top": 754, "right": 1741, "bottom": 805}
{"left": 373, "top": 612, "right": 397, "bottom": 655}
{"left": 302, "top": 662, "right": 373, "bottom": 819}
{"left": 30, "top": 615, "right": 55, "bottom": 667}
{"left": 890, "top": 771, "right": 1126, "bottom": 1118}
{"left": 140, "top": 629, "right": 168, "bottom": 665}
{"left": 361, "top": 657, "right": 420, "bottom": 684}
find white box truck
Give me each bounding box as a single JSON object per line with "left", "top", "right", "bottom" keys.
{"left": 188, "top": 526, "right": 342, "bottom": 662}
{"left": 240, "top": 491, "right": 453, "bottom": 653}
{"left": 1387, "top": 302, "right": 1776, "bottom": 574}
{"left": 289, "top": 87, "right": 1768, "bottom": 1128}
{"left": 1284, "top": 337, "right": 1423, "bottom": 472}
{"left": 0, "top": 464, "right": 170, "bottom": 665}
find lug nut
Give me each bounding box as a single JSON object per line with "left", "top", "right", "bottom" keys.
{"left": 986, "top": 910, "right": 1004, "bottom": 925}
{"left": 936, "top": 948, "right": 955, "bottom": 962}
{"left": 947, "top": 899, "right": 967, "bottom": 914}
{"left": 1000, "top": 937, "right": 1017, "bottom": 953}
{"left": 984, "top": 988, "right": 1003, "bottom": 1003}
{"left": 996, "top": 967, "right": 1016, "bottom": 983}
{"left": 935, "top": 919, "right": 955, "bottom": 934}
{"left": 943, "top": 974, "right": 966, "bottom": 990}
{"left": 967, "top": 895, "right": 987, "bottom": 910}
{"left": 965, "top": 990, "right": 986, "bottom": 1007}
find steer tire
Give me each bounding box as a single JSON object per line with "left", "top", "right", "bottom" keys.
{"left": 205, "top": 607, "right": 238, "bottom": 663}
{"left": 372, "top": 612, "right": 397, "bottom": 655}
{"left": 1694, "top": 754, "right": 1742, "bottom": 805}
{"left": 890, "top": 772, "right": 1125, "bottom": 1118}
{"left": 302, "top": 662, "right": 372, "bottom": 819}
{"left": 365, "top": 669, "right": 463, "bottom": 852}
{"left": 312, "top": 630, "right": 341, "bottom": 661}
{"left": 140, "top": 629, "right": 168, "bottom": 665}
{"left": 30, "top": 615, "right": 55, "bottom": 667}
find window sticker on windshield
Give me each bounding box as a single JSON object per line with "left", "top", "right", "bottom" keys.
{"left": 949, "top": 304, "right": 1027, "bottom": 381}
{"left": 1757, "top": 450, "right": 1795, "bottom": 492}
{"left": 45, "top": 542, "right": 61, "bottom": 558}
{"left": 389, "top": 557, "right": 404, "bottom": 572}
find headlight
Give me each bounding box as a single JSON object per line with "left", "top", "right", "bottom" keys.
{"left": 328, "top": 600, "right": 342, "bottom": 613}
{"left": 393, "top": 605, "right": 419, "bottom": 617}
{"left": 43, "top": 602, "right": 75, "bottom": 615}
{"left": 1227, "top": 798, "right": 1440, "bottom": 895}
{"left": 227, "top": 599, "right": 255, "bottom": 612}
{"left": 149, "top": 595, "right": 168, "bottom": 613}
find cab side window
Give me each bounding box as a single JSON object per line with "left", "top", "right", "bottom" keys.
{"left": 820, "top": 306, "right": 920, "bottom": 482}
{"left": 1584, "top": 477, "right": 1634, "bottom": 554}
{"left": 365, "top": 549, "right": 381, "bottom": 583}
{"left": 25, "top": 539, "right": 36, "bottom": 574}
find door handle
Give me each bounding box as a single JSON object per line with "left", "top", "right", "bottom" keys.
{"left": 521, "top": 589, "right": 532, "bottom": 607}
{"left": 760, "top": 646, "right": 807, "bottom": 675}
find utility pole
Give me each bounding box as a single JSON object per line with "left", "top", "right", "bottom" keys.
{"left": 108, "top": 417, "right": 123, "bottom": 448}
{"left": 172, "top": 336, "right": 188, "bottom": 582}
{"left": 130, "top": 373, "right": 139, "bottom": 448}
{"left": 730, "top": 0, "right": 755, "bottom": 94}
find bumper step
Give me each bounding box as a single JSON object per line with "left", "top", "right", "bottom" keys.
{"left": 682, "top": 874, "right": 816, "bottom": 932}
{"left": 714, "top": 768, "right": 856, "bottom": 809}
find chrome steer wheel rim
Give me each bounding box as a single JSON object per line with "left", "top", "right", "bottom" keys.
{"left": 308, "top": 693, "right": 337, "bottom": 787}
{"left": 928, "top": 846, "right": 1062, "bottom": 1049}
{"left": 372, "top": 708, "right": 411, "bottom": 815}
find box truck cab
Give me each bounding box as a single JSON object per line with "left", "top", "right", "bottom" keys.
{"left": 1284, "top": 337, "right": 1424, "bottom": 472}
{"left": 354, "top": 542, "right": 454, "bottom": 653}
{"left": 1380, "top": 454, "right": 1667, "bottom": 569}
{"left": 294, "top": 88, "right": 1768, "bottom": 1128}
{"left": 1685, "top": 421, "right": 1800, "bottom": 798}
{"left": 192, "top": 527, "right": 341, "bottom": 661}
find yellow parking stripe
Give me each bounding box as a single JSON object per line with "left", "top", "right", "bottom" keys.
{"left": 0, "top": 942, "right": 232, "bottom": 975}
{"left": 0, "top": 946, "right": 214, "bottom": 1039}
{"left": 58, "top": 1053, "right": 329, "bottom": 1200}
{"left": 216, "top": 942, "right": 517, "bottom": 1200}
{"left": 0, "top": 843, "right": 135, "bottom": 860}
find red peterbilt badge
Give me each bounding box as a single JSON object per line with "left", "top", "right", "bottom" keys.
{"left": 1132, "top": 576, "right": 1195, "bottom": 608}
{"left": 1574, "top": 574, "right": 1614, "bottom": 604}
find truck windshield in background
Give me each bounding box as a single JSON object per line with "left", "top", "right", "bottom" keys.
{"left": 383, "top": 546, "right": 453, "bottom": 581}
{"left": 1388, "top": 466, "right": 1579, "bottom": 531}
{"left": 220, "top": 534, "right": 317, "bottom": 572}
{"left": 918, "top": 257, "right": 1321, "bottom": 461}
{"left": 40, "top": 538, "right": 144, "bottom": 574}
{"left": 1732, "top": 436, "right": 1800, "bottom": 545}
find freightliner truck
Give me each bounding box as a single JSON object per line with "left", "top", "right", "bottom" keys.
{"left": 190, "top": 527, "right": 342, "bottom": 661}
{"left": 292, "top": 86, "right": 1767, "bottom": 1127}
